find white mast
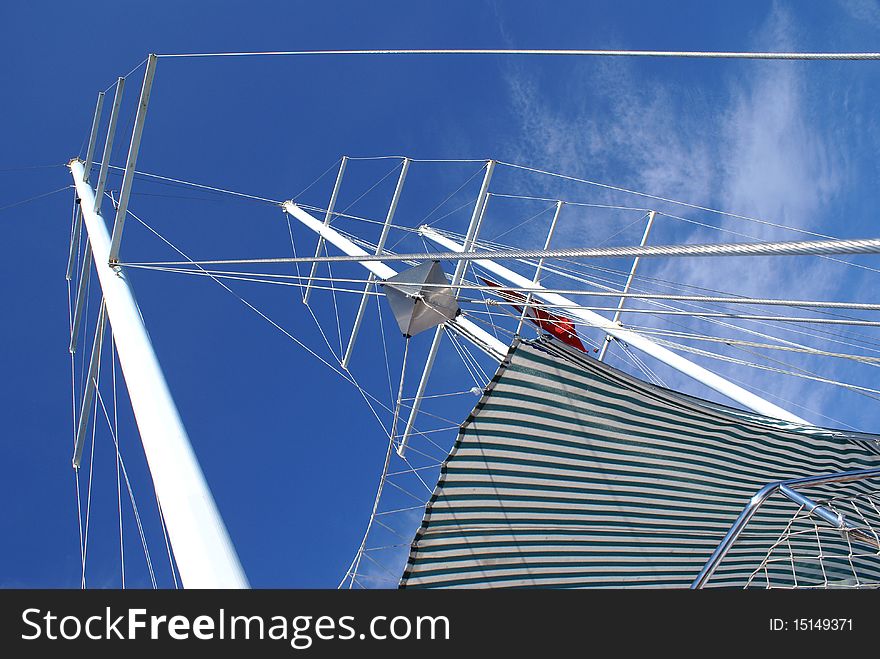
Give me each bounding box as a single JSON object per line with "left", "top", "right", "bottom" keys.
{"left": 419, "top": 226, "right": 809, "bottom": 425}
{"left": 283, "top": 201, "right": 507, "bottom": 360}
{"left": 70, "top": 165, "right": 247, "bottom": 586}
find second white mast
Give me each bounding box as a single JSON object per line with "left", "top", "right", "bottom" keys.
{"left": 419, "top": 226, "right": 808, "bottom": 425}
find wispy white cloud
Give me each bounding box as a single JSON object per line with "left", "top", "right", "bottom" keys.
{"left": 495, "top": 5, "right": 875, "bottom": 427}
{"left": 503, "top": 58, "right": 716, "bottom": 210}
{"left": 837, "top": 0, "right": 880, "bottom": 27}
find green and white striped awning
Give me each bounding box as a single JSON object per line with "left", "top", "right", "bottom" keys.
{"left": 400, "top": 338, "right": 880, "bottom": 588}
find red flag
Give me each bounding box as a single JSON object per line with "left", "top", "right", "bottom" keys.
{"left": 479, "top": 277, "right": 586, "bottom": 352}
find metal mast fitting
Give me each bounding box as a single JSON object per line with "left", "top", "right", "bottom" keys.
{"left": 382, "top": 261, "right": 460, "bottom": 337}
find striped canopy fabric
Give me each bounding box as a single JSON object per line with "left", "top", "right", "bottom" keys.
{"left": 400, "top": 338, "right": 880, "bottom": 589}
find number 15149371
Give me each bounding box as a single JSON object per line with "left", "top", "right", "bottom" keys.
{"left": 770, "top": 618, "right": 852, "bottom": 631}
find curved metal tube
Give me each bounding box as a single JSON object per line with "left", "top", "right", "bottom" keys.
{"left": 691, "top": 466, "right": 880, "bottom": 589}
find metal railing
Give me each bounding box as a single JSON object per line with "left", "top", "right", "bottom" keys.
{"left": 691, "top": 466, "right": 880, "bottom": 588}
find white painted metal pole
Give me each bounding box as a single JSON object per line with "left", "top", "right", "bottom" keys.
{"left": 397, "top": 327, "right": 442, "bottom": 455}
{"left": 420, "top": 226, "right": 808, "bottom": 424}
{"left": 70, "top": 83, "right": 128, "bottom": 353}
{"left": 66, "top": 91, "right": 105, "bottom": 280}
{"left": 515, "top": 200, "right": 563, "bottom": 337}
{"left": 93, "top": 77, "right": 125, "bottom": 215}
{"left": 109, "top": 54, "right": 158, "bottom": 263}
{"left": 397, "top": 160, "right": 495, "bottom": 457}
{"left": 69, "top": 248, "right": 93, "bottom": 354}
{"left": 342, "top": 158, "right": 410, "bottom": 369}
{"left": 283, "top": 201, "right": 506, "bottom": 359}
{"left": 70, "top": 159, "right": 248, "bottom": 589}
{"left": 397, "top": 161, "right": 496, "bottom": 456}
{"left": 286, "top": 201, "right": 398, "bottom": 280}
{"left": 450, "top": 161, "right": 495, "bottom": 287}
{"left": 304, "top": 157, "right": 348, "bottom": 304}
{"left": 598, "top": 210, "right": 655, "bottom": 361}
{"left": 66, "top": 204, "right": 85, "bottom": 282}
{"left": 82, "top": 92, "right": 105, "bottom": 183}
{"left": 73, "top": 301, "right": 107, "bottom": 467}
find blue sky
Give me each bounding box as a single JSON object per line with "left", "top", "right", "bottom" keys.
{"left": 3, "top": 1, "right": 880, "bottom": 588}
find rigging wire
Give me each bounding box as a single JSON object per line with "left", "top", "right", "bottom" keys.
{"left": 375, "top": 290, "right": 396, "bottom": 407}
{"left": 536, "top": 256, "right": 880, "bottom": 355}
{"left": 291, "top": 157, "right": 343, "bottom": 201}
{"left": 155, "top": 48, "right": 880, "bottom": 60}
{"left": 346, "top": 431, "right": 397, "bottom": 589}
{"left": 336, "top": 160, "right": 403, "bottom": 216}
{"left": 457, "top": 302, "right": 880, "bottom": 401}
{"left": 111, "top": 336, "right": 125, "bottom": 588}
{"left": 117, "top": 265, "right": 880, "bottom": 312}
{"left": 657, "top": 209, "right": 880, "bottom": 278}
{"left": 106, "top": 165, "right": 282, "bottom": 204}
{"left": 117, "top": 234, "right": 880, "bottom": 268}
{"left": 488, "top": 192, "right": 651, "bottom": 213}
{"left": 390, "top": 338, "right": 411, "bottom": 446}
{"left": 101, "top": 57, "right": 148, "bottom": 93}
{"left": 93, "top": 153, "right": 880, "bottom": 279}
{"left": 122, "top": 245, "right": 880, "bottom": 386}
{"left": 66, "top": 194, "right": 87, "bottom": 588}
{"left": 100, "top": 158, "right": 880, "bottom": 296}
{"left": 650, "top": 336, "right": 880, "bottom": 401}
{"left": 80, "top": 306, "right": 104, "bottom": 589}
{"left": 156, "top": 498, "right": 180, "bottom": 589}
{"left": 346, "top": 156, "right": 487, "bottom": 163}
{"left": 618, "top": 341, "right": 667, "bottom": 387}
{"left": 618, "top": 326, "right": 880, "bottom": 367}
{"left": 480, "top": 300, "right": 880, "bottom": 328}
{"left": 94, "top": 386, "right": 157, "bottom": 588}
{"left": 124, "top": 206, "right": 426, "bottom": 440}
{"left": 0, "top": 163, "right": 66, "bottom": 173}
{"left": 487, "top": 202, "right": 555, "bottom": 241}
{"left": 359, "top": 233, "right": 880, "bottom": 357}
{"left": 494, "top": 160, "right": 847, "bottom": 241}
{"left": 0, "top": 185, "right": 73, "bottom": 214}
{"left": 297, "top": 203, "right": 422, "bottom": 233}
{"left": 482, "top": 244, "right": 880, "bottom": 353}
{"left": 640, "top": 324, "right": 880, "bottom": 364}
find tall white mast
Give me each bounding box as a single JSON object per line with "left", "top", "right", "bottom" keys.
{"left": 70, "top": 160, "right": 248, "bottom": 588}
{"left": 69, "top": 54, "right": 247, "bottom": 588}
